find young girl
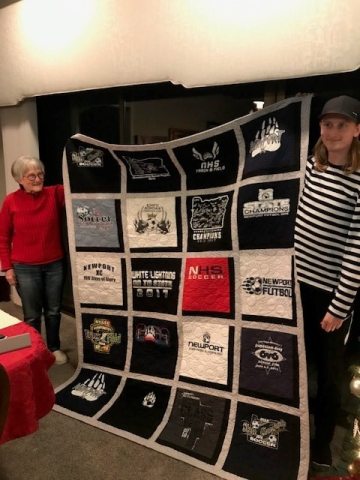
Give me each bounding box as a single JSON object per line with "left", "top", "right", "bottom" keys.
{"left": 295, "top": 95, "right": 360, "bottom": 471}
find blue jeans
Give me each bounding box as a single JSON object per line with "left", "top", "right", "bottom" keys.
{"left": 13, "top": 260, "right": 65, "bottom": 352}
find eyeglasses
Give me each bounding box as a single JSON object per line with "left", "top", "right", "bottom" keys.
{"left": 24, "top": 172, "right": 45, "bottom": 181}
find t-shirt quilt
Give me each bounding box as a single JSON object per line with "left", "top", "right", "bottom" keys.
{"left": 54, "top": 95, "right": 312, "bottom": 480}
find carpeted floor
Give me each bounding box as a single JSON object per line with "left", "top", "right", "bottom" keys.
{"left": 0, "top": 300, "right": 356, "bottom": 480}
{"left": 0, "top": 301, "right": 217, "bottom": 480}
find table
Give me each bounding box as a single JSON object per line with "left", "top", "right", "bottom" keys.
{"left": 0, "top": 314, "right": 55, "bottom": 444}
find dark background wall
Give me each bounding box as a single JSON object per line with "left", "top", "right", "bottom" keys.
{"left": 36, "top": 69, "right": 360, "bottom": 312}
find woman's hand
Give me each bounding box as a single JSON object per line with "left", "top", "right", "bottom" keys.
{"left": 320, "top": 312, "right": 344, "bottom": 332}
{"left": 5, "top": 268, "right": 16, "bottom": 286}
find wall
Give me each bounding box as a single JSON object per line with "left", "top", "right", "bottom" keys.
{"left": 0, "top": 120, "right": 5, "bottom": 203}
{"left": 0, "top": 100, "right": 39, "bottom": 195}
{"left": 0, "top": 99, "right": 39, "bottom": 304}
{"left": 0, "top": 0, "right": 359, "bottom": 106}
{"left": 130, "top": 95, "right": 252, "bottom": 142}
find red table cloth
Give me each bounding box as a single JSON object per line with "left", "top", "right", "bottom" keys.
{"left": 0, "top": 321, "right": 55, "bottom": 444}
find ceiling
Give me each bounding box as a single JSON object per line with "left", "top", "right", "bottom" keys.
{"left": 0, "top": 0, "right": 359, "bottom": 106}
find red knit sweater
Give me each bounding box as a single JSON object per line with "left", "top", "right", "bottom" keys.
{"left": 0, "top": 185, "right": 65, "bottom": 271}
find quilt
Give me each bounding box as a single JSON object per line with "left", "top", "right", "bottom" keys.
{"left": 54, "top": 95, "right": 312, "bottom": 480}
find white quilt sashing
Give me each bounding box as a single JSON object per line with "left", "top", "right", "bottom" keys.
{"left": 55, "top": 95, "right": 312, "bottom": 480}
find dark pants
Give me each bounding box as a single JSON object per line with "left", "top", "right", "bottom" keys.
{"left": 13, "top": 260, "right": 65, "bottom": 352}
{"left": 300, "top": 282, "right": 352, "bottom": 449}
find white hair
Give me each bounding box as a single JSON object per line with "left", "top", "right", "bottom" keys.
{"left": 11, "top": 156, "right": 45, "bottom": 182}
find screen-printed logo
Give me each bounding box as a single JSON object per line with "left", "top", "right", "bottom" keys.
{"left": 71, "top": 147, "right": 104, "bottom": 167}
{"left": 190, "top": 195, "right": 229, "bottom": 242}
{"left": 134, "top": 204, "right": 171, "bottom": 235}
{"left": 142, "top": 392, "right": 156, "bottom": 408}
{"left": 180, "top": 392, "right": 214, "bottom": 449}
{"left": 84, "top": 318, "right": 121, "bottom": 353}
{"left": 187, "top": 332, "right": 225, "bottom": 355}
{"left": 192, "top": 142, "right": 225, "bottom": 173}
{"left": 253, "top": 338, "right": 285, "bottom": 374}
{"left": 242, "top": 277, "right": 292, "bottom": 297}
{"left": 243, "top": 189, "right": 290, "bottom": 218}
{"left": 249, "top": 117, "right": 285, "bottom": 157}
{"left": 124, "top": 156, "right": 170, "bottom": 180}
{"left": 242, "top": 414, "right": 286, "bottom": 449}
{"left": 71, "top": 373, "right": 106, "bottom": 401}
{"left": 135, "top": 324, "right": 170, "bottom": 346}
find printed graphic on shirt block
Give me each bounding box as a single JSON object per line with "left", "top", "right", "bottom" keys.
{"left": 113, "top": 149, "right": 181, "bottom": 193}
{"left": 182, "top": 257, "right": 235, "bottom": 318}
{"left": 223, "top": 403, "right": 300, "bottom": 480}
{"left": 241, "top": 102, "right": 301, "bottom": 180}
{"left": 157, "top": 389, "right": 230, "bottom": 464}
{"left": 186, "top": 191, "right": 233, "bottom": 252}
{"left": 131, "top": 258, "right": 181, "bottom": 315}
{"left": 130, "top": 317, "right": 178, "bottom": 379}
{"left": 179, "top": 321, "right": 234, "bottom": 391}
{"left": 55, "top": 368, "right": 121, "bottom": 417}
{"left": 127, "top": 196, "right": 181, "bottom": 251}
{"left": 99, "top": 378, "right": 171, "bottom": 439}
{"left": 173, "top": 130, "right": 239, "bottom": 190}
{"left": 239, "top": 328, "right": 299, "bottom": 407}
{"left": 238, "top": 179, "right": 299, "bottom": 250}
{"left": 75, "top": 253, "right": 127, "bottom": 310}
{"left": 82, "top": 313, "right": 128, "bottom": 370}
{"left": 240, "top": 253, "right": 294, "bottom": 324}
{"left": 66, "top": 138, "right": 121, "bottom": 193}
{"left": 72, "top": 199, "right": 124, "bottom": 252}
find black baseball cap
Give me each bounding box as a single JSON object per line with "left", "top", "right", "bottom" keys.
{"left": 319, "top": 95, "right": 360, "bottom": 123}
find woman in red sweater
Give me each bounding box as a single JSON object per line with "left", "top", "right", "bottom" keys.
{"left": 0, "top": 155, "right": 67, "bottom": 365}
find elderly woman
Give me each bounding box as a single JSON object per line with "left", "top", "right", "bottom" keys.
{"left": 0, "top": 155, "right": 67, "bottom": 364}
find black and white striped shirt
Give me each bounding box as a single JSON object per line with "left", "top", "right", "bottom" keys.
{"left": 295, "top": 156, "right": 360, "bottom": 319}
